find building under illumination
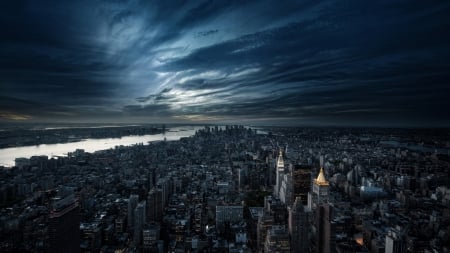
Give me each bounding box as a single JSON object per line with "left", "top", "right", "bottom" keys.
{"left": 275, "top": 149, "right": 285, "bottom": 198}
{"left": 308, "top": 168, "right": 330, "bottom": 210}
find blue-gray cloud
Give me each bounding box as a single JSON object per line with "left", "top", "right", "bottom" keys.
{"left": 0, "top": 0, "right": 449, "bottom": 126}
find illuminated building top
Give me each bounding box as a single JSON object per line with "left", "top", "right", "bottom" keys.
{"left": 277, "top": 149, "right": 285, "bottom": 170}
{"left": 314, "top": 167, "right": 329, "bottom": 186}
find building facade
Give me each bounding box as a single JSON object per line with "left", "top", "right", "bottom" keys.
{"left": 289, "top": 197, "right": 310, "bottom": 253}
{"left": 216, "top": 205, "right": 243, "bottom": 231}
{"left": 48, "top": 194, "right": 80, "bottom": 253}
{"left": 275, "top": 150, "right": 285, "bottom": 198}
{"left": 308, "top": 168, "right": 330, "bottom": 210}
{"left": 264, "top": 225, "right": 291, "bottom": 253}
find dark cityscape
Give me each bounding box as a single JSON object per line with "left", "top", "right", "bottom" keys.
{"left": 1, "top": 1, "right": 450, "bottom": 253}
{"left": 0, "top": 125, "right": 449, "bottom": 252}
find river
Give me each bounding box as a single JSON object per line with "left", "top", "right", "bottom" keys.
{"left": 380, "top": 140, "right": 450, "bottom": 155}
{"left": 0, "top": 126, "right": 203, "bottom": 167}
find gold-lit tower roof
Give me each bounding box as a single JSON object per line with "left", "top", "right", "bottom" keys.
{"left": 277, "top": 149, "right": 284, "bottom": 169}
{"left": 314, "top": 167, "right": 329, "bottom": 186}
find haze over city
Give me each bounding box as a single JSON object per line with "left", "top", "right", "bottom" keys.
{"left": 1, "top": 0, "right": 449, "bottom": 126}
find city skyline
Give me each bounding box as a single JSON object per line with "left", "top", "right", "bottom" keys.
{"left": 1, "top": 0, "right": 450, "bottom": 127}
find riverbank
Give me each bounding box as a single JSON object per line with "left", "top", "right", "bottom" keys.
{"left": 0, "top": 124, "right": 165, "bottom": 148}
{"left": 0, "top": 126, "right": 202, "bottom": 167}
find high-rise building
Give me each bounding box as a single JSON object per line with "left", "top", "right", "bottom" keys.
{"left": 134, "top": 201, "right": 147, "bottom": 245}
{"left": 264, "top": 195, "right": 287, "bottom": 224}
{"left": 147, "top": 188, "right": 163, "bottom": 222}
{"left": 279, "top": 171, "right": 292, "bottom": 206}
{"left": 115, "top": 216, "right": 125, "bottom": 234}
{"left": 289, "top": 197, "right": 310, "bottom": 253}
{"left": 143, "top": 223, "right": 160, "bottom": 253}
{"left": 48, "top": 194, "right": 80, "bottom": 253}
{"left": 128, "top": 194, "right": 139, "bottom": 230}
{"left": 308, "top": 168, "right": 333, "bottom": 253}
{"left": 257, "top": 212, "right": 274, "bottom": 253}
{"left": 216, "top": 205, "right": 243, "bottom": 232}
{"left": 385, "top": 227, "right": 406, "bottom": 253}
{"left": 264, "top": 225, "right": 291, "bottom": 253}
{"left": 156, "top": 177, "right": 172, "bottom": 210}
{"left": 280, "top": 164, "right": 312, "bottom": 207}
{"left": 308, "top": 168, "right": 329, "bottom": 210}
{"left": 315, "top": 204, "right": 336, "bottom": 253}
{"left": 292, "top": 165, "right": 312, "bottom": 205}
{"left": 275, "top": 149, "right": 285, "bottom": 197}
{"left": 80, "top": 222, "right": 101, "bottom": 252}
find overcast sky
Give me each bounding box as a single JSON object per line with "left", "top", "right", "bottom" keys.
{"left": 1, "top": 0, "right": 449, "bottom": 126}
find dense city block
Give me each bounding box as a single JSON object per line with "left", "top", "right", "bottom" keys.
{"left": 0, "top": 126, "right": 449, "bottom": 252}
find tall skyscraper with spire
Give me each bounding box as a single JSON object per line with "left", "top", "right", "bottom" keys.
{"left": 307, "top": 168, "right": 334, "bottom": 253}
{"left": 275, "top": 149, "right": 285, "bottom": 197}
{"left": 308, "top": 167, "right": 329, "bottom": 210}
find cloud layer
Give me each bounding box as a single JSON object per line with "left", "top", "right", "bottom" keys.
{"left": 1, "top": 0, "right": 449, "bottom": 126}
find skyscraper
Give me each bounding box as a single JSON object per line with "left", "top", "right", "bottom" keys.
{"left": 143, "top": 223, "right": 160, "bottom": 253}
{"left": 315, "top": 204, "right": 336, "bottom": 253}
{"left": 288, "top": 197, "right": 310, "bottom": 253}
{"left": 48, "top": 194, "right": 80, "bottom": 253}
{"left": 292, "top": 165, "right": 312, "bottom": 205}
{"left": 308, "top": 168, "right": 333, "bottom": 253}
{"left": 128, "top": 194, "right": 139, "bottom": 230}
{"left": 257, "top": 212, "right": 274, "bottom": 252}
{"left": 264, "top": 225, "right": 291, "bottom": 253}
{"left": 308, "top": 167, "right": 329, "bottom": 210}
{"left": 215, "top": 205, "right": 243, "bottom": 232}
{"left": 134, "top": 201, "right": 147, "bottom": 245}
{"left": 279, "top": 170, "right": 292, "bottom": 206}
{"left": 275, "top": 149, "right": 285, "bottom": 198}
{"left": 147, "top": 188, "right": 163, "bottom": 222}
{"left": 385, "top": 227, "right": 406, "bottom": 253}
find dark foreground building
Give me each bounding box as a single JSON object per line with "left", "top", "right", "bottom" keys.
{"left": 48, "top": 194, "right": 80, "bottom": 253}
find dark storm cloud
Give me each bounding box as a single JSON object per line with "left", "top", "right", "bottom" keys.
{"left": 135, "top": 88, "right": 173, "bottom": 104}
{"left": 1, "top": 0, "right": 449, "bottom": 125}
{"left": 0, "top": 0, "right": 125, "bottom": 107}
{"left": 148, "top": 1, "right": 450, "bottom": 125}
{"left": 196, "top": 30, "right": 219, "bottom": 37}
{"left": 123, "top": 103, "right": 173, "bottom": 117}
